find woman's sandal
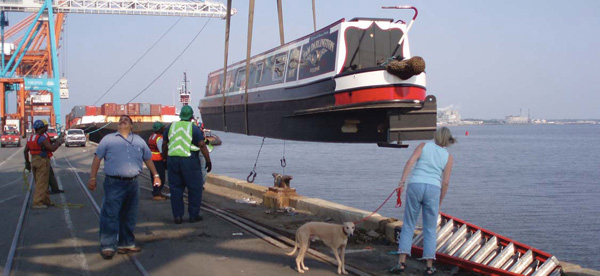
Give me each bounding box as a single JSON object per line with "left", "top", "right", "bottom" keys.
{"left": 389, "top": 263, "right": 406, "bottom": 274}
{"left": 424, "top": 266, "right": 437, "bottom": 275}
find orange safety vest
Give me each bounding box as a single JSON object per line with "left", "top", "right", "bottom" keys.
{"left": 27, "top": 134, "right": 43, "bottom": 155}
{"left": 43, "top": 133, "right": 53, "bottom": 158}
{"left": 148, "top": 133, "right": 163, "bottom": 161}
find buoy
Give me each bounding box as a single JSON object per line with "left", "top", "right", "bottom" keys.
{"left": 465, "top": 131, "right": 469, "bottom": 136}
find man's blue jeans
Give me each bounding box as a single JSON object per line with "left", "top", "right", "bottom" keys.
{"left": 398, "top": 182, "right": 440, "bottom": 260}
{"left": 99, "top": 177, "right": 139, "bottom": 251}
{"left": 168, "top": 155, "right": 204, "bottom": 219}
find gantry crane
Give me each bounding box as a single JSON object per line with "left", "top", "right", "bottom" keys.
{"left": 0, "top": 0, "right": 235, "bottom": 136}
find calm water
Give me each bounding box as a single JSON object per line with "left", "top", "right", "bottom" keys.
{"left": 209, "top": 124, "right": 600, "bottom": 270}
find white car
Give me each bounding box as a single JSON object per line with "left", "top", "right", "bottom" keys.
{"left": 65, "top": 129, "right": 86, "bottom": 147}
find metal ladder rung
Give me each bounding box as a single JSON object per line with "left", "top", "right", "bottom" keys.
{"left": 436, "top": 226, "right": 457, "bottom": 251}
{"left": 509, "top": 249, "right": 534, "bottom": 274}
{"left": 435, "top": 219, "right": 455, "bottom": 246}
{"left": 439, "top": 224, "right": 468, "bottom": 254}
{"left": 463, "top": 241, "right": 483, "bottom": 260}
{"left": 523, "top": 260, "right": 540, "bottom": 276}
{"left": 482, "top": 249, "right": 500, "bottom": 266}
{"left": 531, "top": 256, "right": 560, "bottom": 276}
{"left": 453, "top": 230, "right": 482, "bottom": 259}
{"left": 446, "top": 234, "right": 469, "bottom": 256}
{"left": 413, "top": 232, "right": 424, "bottom": 247}
{"left": 470, "top": 236, "right": 498, "bottom": 263}
{"left": 489, "top": 242, "right": 516, "bottom": 268}
{"left": 413, "top": 216, "right": 445, "bottom": 248}
{"left": 436, "top": 215, "right": 443, "bottom": 231}
{"left": 501, "top": 254, "right": 519, "bottom": 271}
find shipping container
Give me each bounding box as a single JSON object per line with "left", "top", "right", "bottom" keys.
{"left": 101, "top": 103, "right": 117, "bottom": 115}
{"left": 70, "top": 118, "right": 80, "bottom": 127}
{"left": 65, "top": 114, "right": 71, "bottom": 128}
{"left": 150, "top": 104, "right": 161, "bottom": 115}
{"left": 72, "top": 105, "right": 86, "bottom": 118}
{"left": 95, "top": 106, "right": 102, "bottom": 115}
{"left": 161, "top": 105, "right": 176, "bottom": 115}
{"left": 140, "top": 103, "right": 151, "bottom": 116}
{"left": 116, "top": 104, "right": 127, "bottom": 115}
{"left": 127, "top": 103, "right": 140, "bottom": 115}
{"left": 85, "top": 106, "right": 96, "bottom": 116}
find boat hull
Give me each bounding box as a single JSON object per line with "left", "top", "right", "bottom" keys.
{"left": 200, "top": 89, "right": 437, "bottom": 143}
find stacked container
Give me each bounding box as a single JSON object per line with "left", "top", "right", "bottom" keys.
{"left": 150, "top": 104, "right": 161, "bottom": 115}
{"left": 127, "top": 103, "right": 140, "bottom": 115}
{"left": 85, "top": 106, "right": 96, "bottom": 116}
{"left": 140, "top": 103, "right": 151, "bottom": 115}
{"left": 161, "top": 105, "right": 176, "bottom": 115}
{"left": 116, "top": 104, "right": 127, "bottom": 115}
{"left": 101, "top": 103, "right": 117, "bottom": 115}
{"left": 72, "top": 106, "right": 86, "bottom": 117}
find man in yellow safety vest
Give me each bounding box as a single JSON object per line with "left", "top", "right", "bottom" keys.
{"left": 161, "top": 105, "right": 212, "bottom": 224}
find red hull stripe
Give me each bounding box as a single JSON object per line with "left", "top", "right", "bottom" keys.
{"left": 334, "top": 86, "right": 426, "bottom": 106}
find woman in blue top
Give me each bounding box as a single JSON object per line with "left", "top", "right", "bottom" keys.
{"left": 390, "top": 127, "right": 456, "bottom": 275}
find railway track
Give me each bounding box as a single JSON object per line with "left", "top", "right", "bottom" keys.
{"left": 135, "top": 173, "right": 373, "bottom": 276}
{"left": 64, "top": 156, "right": 150, "bottom": 276}
{"left": 2, "top": 174, "right": 33, "bottom": 276}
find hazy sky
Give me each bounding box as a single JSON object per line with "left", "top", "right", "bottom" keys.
{"left": 7, "top": 0, "right": 600, "bottom": 120}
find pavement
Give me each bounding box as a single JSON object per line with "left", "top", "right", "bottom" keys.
{"left": 0, "top": 142, "right": 342, "bottom": 276}
{"left": 2, "top": 141, "right": 598, "bottom": 276}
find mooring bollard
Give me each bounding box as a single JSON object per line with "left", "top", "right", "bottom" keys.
{"left": 262, "top": 173, "right": 297, "bottom": 209}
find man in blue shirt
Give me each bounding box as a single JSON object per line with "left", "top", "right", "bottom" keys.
{"left": 88, "top": 115, "right": 162, "bottom": 260}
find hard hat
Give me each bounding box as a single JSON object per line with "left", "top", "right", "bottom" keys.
{"left": 152, "top": 121, "right": 165, "bottom": 131}
{"left": 179, "top": 105, "right": 194, "bottom": 120}
{"left": 33, "top": 120, "right": 47, "bottom": 130}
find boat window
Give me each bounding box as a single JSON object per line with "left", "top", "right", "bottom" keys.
{"left": 342, "top": 24, "right": 403, "bottom": 73}
{"left": 286, "top": 48, "right": 301, "bottom": 82}
{"left": 207, "top": 75, "right": 221, "bottom": 96}
{"left": 272, "top": 53, "right": 287, "bottom": 81}
{"left": 235, "top": 69, "right": 246, "bottom": 90}
{"left": 255, "top": 62, "right": 264, "bottom": 84}
{"left": 225, "top": 71, "right": 234, "bottom": 92}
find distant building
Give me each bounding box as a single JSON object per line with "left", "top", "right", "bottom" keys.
{"left": 505, "top": 108, "right": 531, "bottom": 124}
{"left": 505, "top": 115, "right": 529, "bottom": 124}
{"left": 437, "top": 106, "right": 461, "bottom": 125}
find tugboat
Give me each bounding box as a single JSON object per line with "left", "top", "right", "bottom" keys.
{"left": 200, "top": 6, "right": 436, "bottom": 144}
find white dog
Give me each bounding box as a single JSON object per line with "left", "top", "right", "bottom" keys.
{"left": 287, "top": 222, "right": 355, "bottom": 274}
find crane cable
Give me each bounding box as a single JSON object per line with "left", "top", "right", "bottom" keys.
{"left": 127, "top": 18, "right": 212, "bottom": 104}
{"left": 92, "top": 17, "right": 183, "bottom": 105}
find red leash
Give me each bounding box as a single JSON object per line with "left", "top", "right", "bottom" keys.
{"left": 353, "top": 187, "right": 403, "bottom": 225}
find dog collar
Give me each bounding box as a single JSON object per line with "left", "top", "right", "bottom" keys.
{"left": 342, "top": 227, "right": 349, "bottom": 236}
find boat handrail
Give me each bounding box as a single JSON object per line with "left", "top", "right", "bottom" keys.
{"left": 382, "top": 6, "right": 418, "bottom": 46}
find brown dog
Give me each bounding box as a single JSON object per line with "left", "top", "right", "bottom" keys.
{"left": 287, "top": 222, "right": 355, "bottom": 274}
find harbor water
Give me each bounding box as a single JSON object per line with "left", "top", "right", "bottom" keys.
{"left": 209, "top": 124, "right": 600, "bottom": 270}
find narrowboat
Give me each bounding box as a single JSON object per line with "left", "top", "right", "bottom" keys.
{"left": 199, "top": 9, "right": 436, "bottom": 144}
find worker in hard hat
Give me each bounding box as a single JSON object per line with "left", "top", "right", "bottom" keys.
{"left": 40, "top": 120, "right": 65, "bottom": 194}
{"left": 162, "top": 105, "right": 212, "bottom": 224}
{"left": 148, "top": 121, "right": 167, "bottom": 201}
{"left": 24, "top": 119, "right": 63, "bottom": 208}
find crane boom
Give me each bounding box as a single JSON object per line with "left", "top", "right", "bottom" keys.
{"left": 0, "top": 0, "right": 236, "bottom": 18}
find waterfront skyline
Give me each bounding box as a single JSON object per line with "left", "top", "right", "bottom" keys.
{"left": 5, "top": 0, "right": 600, "bottom": 120}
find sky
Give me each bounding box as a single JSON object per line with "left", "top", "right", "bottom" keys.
{"left": 5, "top": 0, "right": 600, "bottom": 121}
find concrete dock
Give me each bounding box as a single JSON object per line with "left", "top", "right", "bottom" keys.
{"left": 1, "top": 144, "right": 599, "bottom": 276}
